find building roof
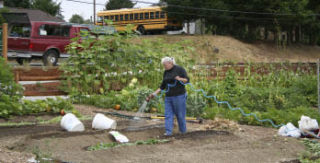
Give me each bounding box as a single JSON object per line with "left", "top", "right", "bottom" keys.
{"left": 8, "top": 8, "right": 64, "bottom": 22}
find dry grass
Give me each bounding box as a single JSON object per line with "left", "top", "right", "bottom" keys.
{"left": 141, "top": 35, "right": 320, "bottom": 63}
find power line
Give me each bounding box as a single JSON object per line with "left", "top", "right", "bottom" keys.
{"left": 64, "top": 0, "right": 320, "bottom": 19}
{"left": 64, "top": 0, "right": 105, "bottom": 6}
{"left": 64, "top": 0, "right": 320, "bottom": 17}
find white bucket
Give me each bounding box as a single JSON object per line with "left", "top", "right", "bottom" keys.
{"left": 92, "top": 113, "right": 117, "bottom": 130}
{"left": 60, "top": 113, "right": 85, "bottom": 132}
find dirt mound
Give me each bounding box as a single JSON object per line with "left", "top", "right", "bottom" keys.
{"left": 143, "top": 35, "right": 320, "bottom": 63}
{"left": 200, "top": 118, "right": 240, "bottom": 132}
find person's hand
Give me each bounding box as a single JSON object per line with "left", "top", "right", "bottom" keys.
{"left": 146, "top": 93, "right": 156, "bottom": 102}
{"left": 175, "top": 76, "right": 181, "bottom": 81}
{"left": 175, "top": 76, "right": 187, "bottom": 83}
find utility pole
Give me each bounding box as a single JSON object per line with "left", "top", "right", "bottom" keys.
{"left": 93, "top": 0, "right": 96, "bottom": 25}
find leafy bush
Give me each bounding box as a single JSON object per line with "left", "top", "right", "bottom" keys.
{"left": 193, "top": 64, "right": 320, "bottom": 127}
{"left": 0, "top": 58, "right": 23, "bottom": 118}
{"left": 60, "top": 29, "right": 194, "bottom": 96}
{"left": 72, "top": 85, "right": 162, "bottom": 113}
{"left": 22, "top": 98, "right": 76, "bottom": 115}
{"left": 186, "top": 93, "right": 206, "bottom": 117}
{"left": 0, "top": 58, "right": 76, "bottom": 118}
{"left": 300, "top": 139, "right": 320, "bottom": 163}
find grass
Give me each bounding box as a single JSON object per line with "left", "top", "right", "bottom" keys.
{"left": 299, "top": 139, "right": 320, "bottom": 163}
{"left": 87, "top": 138, "right": 171, "bottom": 151}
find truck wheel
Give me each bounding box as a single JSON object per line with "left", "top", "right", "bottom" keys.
{"left": 43, "top": 50, "right": 58, "bottom": 66}
{"left": 137, "top": 26, "right": 145, "bottom": 35}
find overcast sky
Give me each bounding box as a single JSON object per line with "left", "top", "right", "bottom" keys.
{"left": 60, "top": 0, "right": 159, "bottom": 22}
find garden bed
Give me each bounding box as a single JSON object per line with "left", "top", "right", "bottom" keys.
{"left": 0, "top": 105, "right": 309, "bottom": 163}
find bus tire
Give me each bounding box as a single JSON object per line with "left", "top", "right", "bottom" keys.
{"left": 137, "top": 26, "right": 145, "bottom": 35}
{"left": 43, "top": 50, "right": 58, "bottom": 66}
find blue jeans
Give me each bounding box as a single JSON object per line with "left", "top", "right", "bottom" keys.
{"left": 164, "top": 93, "right": 187, "bottom": 135}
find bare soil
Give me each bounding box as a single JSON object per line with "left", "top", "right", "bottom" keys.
{"left": 0, "top": 105, "right": 307, "bottom": 163}
{"left": 142, "top": 35, "right": 320, "bottom": 64}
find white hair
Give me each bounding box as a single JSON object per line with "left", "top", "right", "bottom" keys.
{"left": 161, "top": 57, "right": 175, "bottom": 65}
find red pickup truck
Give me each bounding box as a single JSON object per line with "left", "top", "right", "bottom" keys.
{"left": 8, "top": 21, "right": 90, "bottom": 66}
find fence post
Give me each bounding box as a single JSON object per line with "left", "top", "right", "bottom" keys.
{"left": 318, "top": 58, "right": 320, "bottom": 114}
{"left": 2, "top": 23, "right": 7, "bottom": 62}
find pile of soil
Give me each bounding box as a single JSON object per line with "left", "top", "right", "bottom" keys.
{"left": 142, "top": 35, "right": 320, "bottom": 63}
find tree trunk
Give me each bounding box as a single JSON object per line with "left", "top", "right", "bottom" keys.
{"left": 299, "top": 25, "right": 302, "bottom": 43}
{"left": 201, "top": 18, "right": 205, "bottom": 35}
{"left": 264, "top": 27, "right": 268, "bottom": 40}
{"left": 287, "top": 28, "right": 292, "bottom": 45}
{"left": 187, "top": 21, "right": 190, "bottom": 34}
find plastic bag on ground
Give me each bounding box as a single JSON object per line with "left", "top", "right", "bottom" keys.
{"left": 109, "top": 131, "right": 129, "bottom": 143}
{"left": 278, "top": 122, "right": 301, "bottom": 138}
{"left": 60, "top": 113, "right": 85, "bottom": 132}
{"left": 92, "top": 113, "right": 117, "bottom": 130}
{"left": 298, "top": 115, "right": 319, "bottom": 131}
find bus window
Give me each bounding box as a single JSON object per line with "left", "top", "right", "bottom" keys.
{"left": 150, "top": 12, "right": 154, "bottom": 19}
{"left": 104, "top": 16, "right": 109, "bottom": 20}
{"left": 110, "top": 15, "right": 114, "bottom": 20}
{"left": 130, "top": 14, "right": 133, "bottom": 20}
{"left": 115, "top": 15, "right": 119, "bottom": 21}
{"left": 145, "top": 12, "right": 149, "bottom": 19}
{"left": 120, "top": 15, "right": 123, "bottom": 21}
{"left": 125, "top": 14, "right": 129, "bottom": 21}
{"left": 98, "top": 16, "right": 103, "bottom": 22}
{"left": 155, "top": 11, "right": 159, "bottom": 19}
{"left": 134, "top": 13, "right": 139, "bottom": 20}
{"left": 139, "top": 13, "right": 143, "bottom": 20}
{"left": 160, "top": 12, "right": 165, "bottom": 18}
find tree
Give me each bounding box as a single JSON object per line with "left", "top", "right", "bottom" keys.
{"left": 105, "top": 0, "right": 134, "bottom": 10}
{"left": 161, "top": 0, "right": 200, "bottom": 34}
{"left": 31, "top": 0, "right": 61, "bottom": 17}
{"left": 69, "top": 14, "right": 84, "bottom": 24}
{"left": 0, "top": 8, "right": 10, "bottom": 24}
{"left": 84, "top": 19, "right": 91, "bottom": 24}
{"left": 4, "top": 0, "right": 31, "bottom": 8}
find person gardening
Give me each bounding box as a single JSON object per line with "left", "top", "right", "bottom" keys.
{"left": 146, "top": 57, "right": 189, "bottom": 136}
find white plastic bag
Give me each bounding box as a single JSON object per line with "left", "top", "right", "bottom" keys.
{"left": 109, "top": 131, "right": 129, "bottom": 143}
{"left": 92, "top": 113, "right": 117, "bottom": 130}
{"left": 298, "top": 115, "right": 319, "bottom": 131}
{"left": 60, "top": 113, "right": 85, "bottom": 132}
{"left": 278, "top": 123, "right": 301, "bottom": 138}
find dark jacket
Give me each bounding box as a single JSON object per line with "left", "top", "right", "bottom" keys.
{"left": 160, "top": 65, "right": 189, "bottom": 97}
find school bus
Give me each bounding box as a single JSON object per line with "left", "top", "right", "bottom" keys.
{"left": 96, "top": 6, "right": 183, "bottom": 34}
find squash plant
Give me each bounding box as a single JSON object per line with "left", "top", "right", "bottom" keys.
{"left": 60, "top": 27, "right": 195, "bottom": 96}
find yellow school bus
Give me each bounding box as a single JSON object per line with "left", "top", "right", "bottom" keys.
{"left": 96, "top": 6, "right": 183, "bottom": 34}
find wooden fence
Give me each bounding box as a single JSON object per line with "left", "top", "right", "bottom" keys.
{"left": 12, "top": 62, "right": 317, "bottom": 96}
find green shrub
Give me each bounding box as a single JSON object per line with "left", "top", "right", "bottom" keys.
{"left": 186, "top": 93, "right": 206, "bottom": 117}
{"left": 0, "top": 58, "right": 23, "bottom": 118}
{"left": 60, "top": 29, "right": 194, "bottom": 96}
{"left": 22, "top": 98, "right": 75, "bottom": 115}
{"left": 0, "top": 58, "right": 76, "bottom": 118}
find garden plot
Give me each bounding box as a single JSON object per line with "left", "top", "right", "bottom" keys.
{"left": 0, "top": 105, "right": 308, "bottom": 163}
